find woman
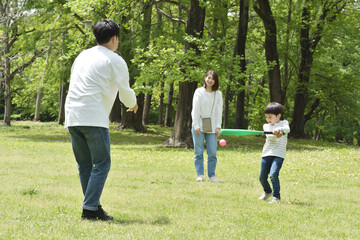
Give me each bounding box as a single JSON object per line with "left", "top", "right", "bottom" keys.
{"left": 191, "top": 70, "right": 223, "bottom": 182}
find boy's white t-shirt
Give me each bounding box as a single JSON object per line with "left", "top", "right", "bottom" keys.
{"left": 262, "top": 120, "right": 290, "bottom": 159}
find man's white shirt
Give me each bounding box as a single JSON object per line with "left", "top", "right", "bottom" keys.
{"left": 65, "top": 45, "right": 136, "bottom": 129}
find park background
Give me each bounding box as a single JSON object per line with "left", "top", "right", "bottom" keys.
{"left": 1, "top": 0, "right": 359, "bottom": 147}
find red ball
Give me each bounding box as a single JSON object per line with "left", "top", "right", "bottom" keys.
{"left": 219, "top": 139, "right": 226, "bottom": 146}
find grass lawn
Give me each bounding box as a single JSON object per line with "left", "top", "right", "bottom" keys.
{"left": 0, "top": 121, "right": 359, "bottom": 239}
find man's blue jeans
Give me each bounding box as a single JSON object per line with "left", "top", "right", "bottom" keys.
{"left": 68, "top": 126, "right": 111, "bottom": 211}
{"left": 259, "top": 156, "right": 284, "bottom": 199}
{"left": 192, "top": 127, "right": 218, "bottom": 177}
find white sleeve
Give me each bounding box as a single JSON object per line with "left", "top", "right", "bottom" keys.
{"left": 192, "top": 89, "right": 201, "bottom": 129}
{"left": 112, "top": 57, "right": 137, "bottom": 108}
{"left": 280, "top": 120, "right": 290, "bottom": 134}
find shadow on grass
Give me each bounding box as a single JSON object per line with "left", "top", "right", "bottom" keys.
{"left": 112, "top": 216, "right": 171, "bottom": 225}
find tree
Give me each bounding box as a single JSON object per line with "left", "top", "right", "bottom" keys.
{"left": 0, "top": 0, "right": 46, "bottom": 125}
{"left": 2, "top": 0, "right": 359, "bottom": 145}
{"left": 158, "top": 0, "right": 205, "bottom": 147}
{"left": 231, "top": 0, "right": 249, "bottom": 129}
{"left": 116, "top": 5, "right": 146, "bottom": 132}
{"left": 253, "top": 0, "right": 282, "bottom": 104}
{"left": 290, "top": 0, "right": 346, "bottom": 138}
{"left": 34, "top": 35, "right": 53, "bottom": 122}
{"left": 280, "top": 0, "right": 295, "bottom": 105}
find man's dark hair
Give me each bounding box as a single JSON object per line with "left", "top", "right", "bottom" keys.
{"left": 264, "top": 102, "right": 284, "bottom": 117}
{"left": 93, "top": 19, "right": 120, "bottom": 44}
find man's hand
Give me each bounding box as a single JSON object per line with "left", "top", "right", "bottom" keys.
{"left": 127, "top": 104, "right": 138, "bottom": 114}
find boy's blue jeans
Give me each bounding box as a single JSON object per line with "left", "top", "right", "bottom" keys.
{"left": 259, "top": 156, "right": 284, "bottom": 199}
{"left": 68, "top": 126, "right": 111, "bottom": 211}
{"left": 192, "top": 127, "right": 218, "bottom": 177}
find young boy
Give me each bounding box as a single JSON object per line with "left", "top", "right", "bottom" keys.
{"left": 258, "top": 102, "right": 290, "bottom": 203}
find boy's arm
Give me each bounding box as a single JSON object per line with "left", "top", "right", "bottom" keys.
{"left": 264, "top": 123, "right": 278, "bottom": 140}
{"left": 273, "top": 120, "right": 290, "bottom": 137}
{"left": 275, "top": 120, "right": 290, "bottom": 134}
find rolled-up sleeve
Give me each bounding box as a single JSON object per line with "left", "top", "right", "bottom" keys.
{"left": 112, "top": 57, "right": 137, "bottom": 108}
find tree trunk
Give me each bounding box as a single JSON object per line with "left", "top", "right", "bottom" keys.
{"left": 233, "top": 0, "right": 249, "bottom": 129}
{"left": 165, "top": 82, "right": 174, "bottom": 127}
{"left": 168, "top": 81, "right": 198, "bottom": 147}
{"left": 223, "top": 85, "right": 231, "bottom": 128}
{"left": 117, "top": 1, "right": 152, "bottom": 131}
{"left": 158, "top": 81, "right": 164, "bottom": 126}
{"left": 33, "top": 87, "right": 43, "bottom": 121}
{"left": 253, "top": 0, "right": 282, "bottom": 104}
{"left": 2, "top": 31, "right": 11, "bottom": 126}
{"left": 282, "top": 0, "right": 293, "bottom": 104}
{"left": 304, "top": 98, "right": 320, "bottom": 124}
{"left": 290, "top": 4, "right": 312, "bottom": 138}
{"left": 168, "top": 0, "right": 205, "bottom": 147}
{"left": 109, "top": 92, "right": 122, "bottom": 123}
{"left": 3, "top": 71, "right": 11, "bottom": 126}
{"left": 142, "top": 92, "right": 152, "bottom": 125}
{"left": 356, "top": 123, "right": 360, "bottom": 146}
{"left": 141, "top": 1, "right": 152, "bottom": 49}
{"left": 290, "top": 0, "right": 344, "bottom": 138}
{"left": 58, "top": 80, "right": 67, "bottom": 125}
{"left": 118, "top": 92, "right": 145, "bottom": 132}
{"left": 234, "top": 90, "right": 246, "bottom": 129}
{"left": 139, "top": 0, "right": 152, "bottom": 125}
{"left": 33, "top": 34, "right": 51, "bottom": 122}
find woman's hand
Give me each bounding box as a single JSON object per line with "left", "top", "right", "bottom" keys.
{"left": 216, "top": 128, "right": 220, "bottom": 138}
{"left": 195, "top": 128, "right": 201, "bottom": 135}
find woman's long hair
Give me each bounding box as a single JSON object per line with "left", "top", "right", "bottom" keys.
{"left": 203, "top": 70, "right": 219, "bottom": 91}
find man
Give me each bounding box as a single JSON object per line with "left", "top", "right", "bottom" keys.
{"left": 65, "top": 19, "right": 138, "bottom": 221}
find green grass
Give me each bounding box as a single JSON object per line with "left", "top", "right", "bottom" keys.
{"left": 0, "top": 121, "right": 359, "bottom": 239}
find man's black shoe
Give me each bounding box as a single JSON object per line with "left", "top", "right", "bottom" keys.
{"left": 81, "top": 205, "right": 113, "bottom": 221}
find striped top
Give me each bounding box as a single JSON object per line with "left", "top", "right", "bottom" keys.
{"left": 262, "top": 120, "right": 290, "bottom": 159}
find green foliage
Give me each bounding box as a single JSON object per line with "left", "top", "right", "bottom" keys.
{"left": 2, "top": 0, "right": 359, "bottom": 145}
{"left": 302, "top": 1, "right": 360, "bottom": 142}
{"left": 132, "top": 36, "right": 183, "bottom": 91}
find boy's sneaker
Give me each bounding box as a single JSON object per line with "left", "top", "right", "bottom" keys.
{"left": 209, "top": 176, "right": 220, "bottom": 182}
{"left": 268, "top": 197, "right": 281, "bottom": 204}
{"left": 81, "top": 205, "right": 113, "bottom": 221}
{"left": 258, "top": 192, "right": 272, "bottom": 201}
{"left": 196, "top": 175, "right": 204, "bottom": 182}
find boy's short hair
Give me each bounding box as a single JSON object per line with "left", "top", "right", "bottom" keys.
{"left": 264, "top": 102, "right": 284, "bottom": 117}
{"left": 93, "top": 19, "right": 120, "bottom": 44}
